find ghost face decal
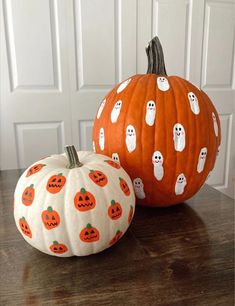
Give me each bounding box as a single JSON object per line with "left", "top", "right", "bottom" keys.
{"left": 173, "top": 123, "right": 186, "bottom": 152}
{"left": 145, "top": 100, "right": 156, "bottom": 126}
{"left": 212, "top": 112, "right": 218, "bottom": 137}
{"left": 157, "top": 77, "right": 170, "bottom": 91}
{"left": 125, "top": 125, "right": 136, "bottom": 153}
{"left": 112, "top": 153, "right": 120, "bottom": 164}
{"left": 188, "top": 92, "right": 200, "bottom": 115}
{"left": 175, "top": 173, "right": 187, "bottom": 195}
{"left": 197, "top": 147, "right": 207, "bottom": 173}
{"left": 99, "top": 128, "right": 105, "bottom": 151}
{"left": 111, "top": 100, "right": 122, "bottom": 123}
{"left": 97, "top": 99, "right": 106, "bottom": 119}
{"left": 152, "top": 151, "right": 164, "bottom": 181}
{"left": 133, "top": 178, "right": 145, "bottom": 199}
{"left": 117, "top": 78, "right": 132, "bottom": 94}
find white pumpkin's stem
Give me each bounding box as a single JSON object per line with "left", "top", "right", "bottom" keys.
{"left": 65, "top": 145, "right": 83, "bottom": 168}
{"left": 146, "top": 36, "right": 167, "bottom": 76}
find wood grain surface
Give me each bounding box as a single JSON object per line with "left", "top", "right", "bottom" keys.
{"left": 0, "top": 170, "right": 234, "bottom": 306}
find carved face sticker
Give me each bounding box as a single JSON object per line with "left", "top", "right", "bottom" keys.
{"left": 119, "top": 177, "right": 130, "bottom": 196}
{"left": 89, "top": 170, "right": 108, "bottom": 187}
{"left": 22, "top": 184, "right": 35, "bottom": 206}
{"left": 80, "top": 224, "right": 100, "bottom": 242}
{"left": 133, "top": 177, "right": 145, "bottom": 199}
{"left": 157, "top": 76, "right": 170, "bottom": 91}
{"left": 197, "top": 147, "right": 207, "bottom": 173}
{"left": 104, "top": 159, "right": 121, "bottom": 169}
{"left": 117, "top": 78, "right": 132, "bottom": 94}
{"left": 99, "top": 128, "right": 105, "bottom": 151}
{"left": 112, "top": 153, "right": 120, "bottom": 164}
{"left": 152, "top": 151, "right": 164, "bottom": 181}
{"left": 74, "top": 188, "right": 96, "bottom": 211}
{"left": 111, "top": 100, "right": 122, "bottom": 123}
{"left": 173, "top": 123, "right": 186, "bottom": 152}
{"left": 46, "top": 173, "right": 66, "bottom": 194}
{"left": 97, "top": 98, "right": 106, "bottom": 119}
{"left": 19, "top": 217, "right": 32, "bottom": 238}
{"left": 109, "top": 230, "right": 123, "bottom": 246}
{"left": 125, "top": 125, "right": 136, "bottom": 153}
{"left": 108, "top": 200, "right": 122, "bottom": 220}
{"left": 26, "top": 163, "right": 45, "bottom": 177}
{"left": 175, "top": 173, "right": 187, "bottom": 195}
{"left": 128, "top": 205, "right": 134, "bottom": 224}
{"left": 41, "top": 207, "right": 60, "bottom": 230}
{"left": 145, "top": 100, "right": 156, "bottom": 126}
{"left": 188, "top": 92, "right": 200, "bottom": 115}
{"left": 50, "top": 241, "right": 68, "bottom": 254}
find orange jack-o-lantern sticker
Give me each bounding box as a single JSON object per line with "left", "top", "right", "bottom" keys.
{"left": 119, "top": 177, "right": 130, "bottom": 196}
{"left": 74, "top": 188, "right": 96, "bottom": 211}
{"left": 89, "top": 170, "right": 107, "bottom": 187}
{"left": 128, "top": 205, "right": 134, "bottom": 224}
{"left": 50, "top": 241, "right": 68, "bottom": 254}
{"left": 109, "top": 230, "right": 123, "bottom": 246}
{"left": 26, "top": 164, "right": 45, "bottom": 177}
{"left": 104, "top": 159, "right": 121, "bottom": 169}
{"left": 108, "top": 200, "right": 122, "bottom": 220}
{"left": 22, "top": 184, "right": 35, "bottom": 206}
{"left": 46, "top": 173, "right": 66, "bottom": 194}
{"left": 19, "top": 217, "right": 32, "bottom": 238}
{"left": 41, "top": 206, "right": 60, "bottom": 230}
{"left": 80, "top": 223, "right": 100, "bottom": 242}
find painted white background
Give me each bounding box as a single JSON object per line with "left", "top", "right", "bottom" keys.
{"left": 0, "top": 0, "right": 234, "bottom": 198}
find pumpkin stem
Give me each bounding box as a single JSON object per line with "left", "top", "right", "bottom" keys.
{"left": 146, "top": 36, "right": 167, "bottom": 76}
{"left": 65, "top": 145, "right": 83, "bottom": 169}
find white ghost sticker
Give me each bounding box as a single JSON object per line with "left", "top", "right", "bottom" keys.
{"left": 157, "top": 76, "right": 170, "bottom": 91}
{"left": 125, "top": 125, "right": 136, "bottom": 153}
{"left": 197, "top": 147, "right": 207, "bottom": 173}
{"left": 175, "top": 173, "right": 187, "bottom": 195}
{"left": 188, "top": 92, "right": 200, "bottom": 115}
{"left": 99, "top": 128, "right": 105, "bottom": 151}
{"left": 92, "top": 141, "right": 96, "bottom": 153}
{"left": 112, "top": 153, "right": 120, "bottom": 164}
{"left": 212, "top": 112, "right": 218, "bottom": 137}
{"left": 117, "top": 78, "right": 132, "bottom": 94}
{"left": 97, "top": 99, "right": 106, "bottom": 119}
{"left": 173, "top": 123, "right": 186, "bottom": 152}
{"left": 152, "top": 151, "right": 164, "bottom": 181}
{"left": 111, "top": 100, "right": 122, "bottom": 123}
{"left": 133, "top": 178, "right": 146, "bottom": 199}
{"left": 145, "top": 100, "right": 156, "bottom": 126}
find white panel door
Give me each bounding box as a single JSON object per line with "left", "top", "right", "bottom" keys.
{"left": 137, "top": 0, "right": 235, "bottom": 198}
{"left": 0, "top": 0, "right": 72, "bottom": 169}
{"left": 1, "top": 0, "right": 234, "bottom": 198}
{"left": 66, "top": 0, "right": 137, "bottom": 151}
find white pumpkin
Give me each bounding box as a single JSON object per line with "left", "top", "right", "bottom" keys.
{"left": 14, "top": 146, "right": 135, "bottom": 257}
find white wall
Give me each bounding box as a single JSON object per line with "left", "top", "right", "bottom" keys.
{"left": 1, "top": 0, "right": 234, "bottom": 198}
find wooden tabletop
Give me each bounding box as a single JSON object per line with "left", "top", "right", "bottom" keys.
{"left": 0, "top": 170, "right": 234, "bottom": 306}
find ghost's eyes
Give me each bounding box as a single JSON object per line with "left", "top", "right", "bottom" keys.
{"left": 158, "top": 156, "right": 161, "bottom": 159}
{"left": 175, "top": 127, "right": 178, "bottom": 131}
{"left": 179, "top": 127, "right": 181, "bottom": 131}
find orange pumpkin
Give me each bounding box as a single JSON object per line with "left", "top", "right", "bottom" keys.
{"left": 109, "top": 230, "right": 123, "bottom": 246}
{"left": 74, "top": 188, "right": 96, "bottom": 211}
{"left": 108, "top": 200, "right": 122, "bottom": 220}
{"left": 22, "top": 184, "right": 35, "bottom": 206}
{"left": 104, "top": 159, "right": 121, "bottom": 169}
{"left": 46, "top": 173, "right": 66, "bottom": 194}
{"left": 50, "top": 241, "right": 68, "bottom": 254}
{"left": 80, "top": 223, "right": 100, "bottom": 243}
{"left": 26, "top": 163, "right": 45, "bottom": 177}
{"left": 19, "top": 217, "right": 32, "bottom": 238}
{"left": 128, "top": 205, "right": 134, "bottom": 224}
{"left": 93, "top": 36, "right": 221, "bottom": 207}
{"left": 41, "top": 206, "right": 60, "bottom": 230}
{"left": 119, "top": 177, "right": 130, "bottom": 196}
{"left": 89, "top": 169, "right": 107, "bottom": 187}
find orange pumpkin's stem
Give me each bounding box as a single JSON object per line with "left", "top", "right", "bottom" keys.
{"left": 65, "top": 145, "right": 83, "bottom": 169}
{"left": 146, "top": 36, "right": 167, "bottom": 76}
